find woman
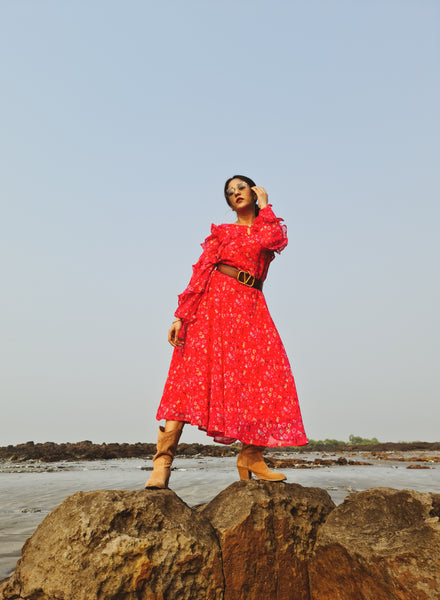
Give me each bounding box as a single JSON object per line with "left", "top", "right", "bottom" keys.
{"left": 146, "top": 175, "right": 307, "bottom": 489}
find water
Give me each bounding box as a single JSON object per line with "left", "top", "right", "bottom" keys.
{"left": 1, "top": 452, "right": 439, "bottom": 580}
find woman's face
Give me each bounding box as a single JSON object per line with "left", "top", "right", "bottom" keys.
{"left": 226, "top": 178, "right": 255, "bottom": 212}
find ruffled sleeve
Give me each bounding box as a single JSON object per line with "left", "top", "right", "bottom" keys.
{"left": 174, "top": 224, "right": 221, "bottom": 323}
{"left": 253, "top": 204, "right": 288, "bottom": 253}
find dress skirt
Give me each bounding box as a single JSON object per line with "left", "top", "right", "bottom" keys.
{"left": 156, "top": 269, "right": 308, "bottom": 447}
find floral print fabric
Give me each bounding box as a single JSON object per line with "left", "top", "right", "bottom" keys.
{"left": 156, "top": 205, "right": 308, "bottom": 447}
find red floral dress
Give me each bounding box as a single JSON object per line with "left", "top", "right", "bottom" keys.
{"left": 156, "top": 205, "right": 308, "bottom": 447}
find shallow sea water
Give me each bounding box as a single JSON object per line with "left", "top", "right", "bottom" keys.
{"left": 1, "top": 452, "right": 439, "bottom": 580}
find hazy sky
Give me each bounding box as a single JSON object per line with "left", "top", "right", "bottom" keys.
{"left": 1, "top": 1, "right": 439, "bottom": 446}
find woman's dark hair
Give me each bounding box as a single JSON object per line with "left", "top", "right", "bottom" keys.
{"left": 224, "top": 174, "right": 260, "bottom": 216}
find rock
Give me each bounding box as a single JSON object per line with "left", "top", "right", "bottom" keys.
{"left": 0, "top": 441, "right": 243, "bottom": 462}
{"left": 3, "top": 484, "right": 440, "bottom": 600}
{"left": 265, "top": 456, "right": 309, "bottom": 468}
{"left": 200, "top": 481, "right": 335, "bottom": 600}
{"left": 0, "top": 489, "right": 223, "bottom": 600}
{"left": 309, "top": 487, "right": 440, "bottom": 599}
{"left": 265, "top": 456, "right": 372, "bottom": 469}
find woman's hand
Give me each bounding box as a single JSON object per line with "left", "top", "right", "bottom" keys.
{"left": 252, "top": 186, "right": 269, "bottom": 209}
{"left": 168, "top": 319, "right": 184, "bottom": 347}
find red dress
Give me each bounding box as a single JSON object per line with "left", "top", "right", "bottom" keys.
{"left": 156, "top": 205, "right": 308, "bottom": 447}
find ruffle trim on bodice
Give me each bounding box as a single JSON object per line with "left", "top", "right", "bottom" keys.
{"left": 174, "top": 205, "right": 288, "bottom": 322}
{"left": 174, "top": 224, "right": 221, "bottom": 323}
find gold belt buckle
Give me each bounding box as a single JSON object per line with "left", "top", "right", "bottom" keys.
{"left": 237, "top": 270, "right": 256, "bottom": 287}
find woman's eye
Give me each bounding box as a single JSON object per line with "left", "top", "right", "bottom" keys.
{"left": 238, "top": 183, "right": 246, "bottom": 190}
{"left": 227, "top": 189, "right": 234, "bottom": 196}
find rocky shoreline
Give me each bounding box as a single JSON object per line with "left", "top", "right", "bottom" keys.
{"left": 1, "top": 482, "right": 439, "bottom": 599}
{"left": 1, "top": 440, "right": 440, "bottom": 463}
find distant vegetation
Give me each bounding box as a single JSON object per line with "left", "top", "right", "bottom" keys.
{"left": 306, "top": 435, "right": 379, "bottom": 449}
{"left": 348, "top": 434, "right": 379, "bottom": 445}
{"left": 299, "top": 435, "right": 440, "bottom": 453}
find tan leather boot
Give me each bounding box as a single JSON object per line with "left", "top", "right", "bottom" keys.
{"left": 237, "top": 444, "right": 287, "bottom": 481}
{"left": 145, "top": 426, "right": 183, "bottom": 489}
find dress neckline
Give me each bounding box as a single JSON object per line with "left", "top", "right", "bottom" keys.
{"left": 231, "top": 222, "right": 253, "bottom": 234}
{"left": 232, "top": 221, "right": 255, "bottom": 227}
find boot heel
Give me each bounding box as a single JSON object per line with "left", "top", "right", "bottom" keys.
{"left": 237, "top": 466, "right": 252, "bottom": 480}
{"left": 236, "top": 444, "right": 287, "bottom": 482}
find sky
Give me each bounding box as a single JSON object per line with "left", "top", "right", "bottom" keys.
{"left": 1, "top": 0, "right": 439, "bottom": 446}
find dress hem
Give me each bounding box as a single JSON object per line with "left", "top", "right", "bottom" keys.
{"left": 156, "top": 416, "right": 308, "bottom": 448}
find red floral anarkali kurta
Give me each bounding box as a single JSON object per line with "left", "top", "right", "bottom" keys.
{"left": 156, "top": 205, "right": 308, "bottom": 447}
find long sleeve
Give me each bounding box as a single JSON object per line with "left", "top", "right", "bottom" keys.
{"left": 253, "top": 204, "right": 288, "bottom": 253}
{"left": 174, "top": 224, "right": 221, "bottom": 323}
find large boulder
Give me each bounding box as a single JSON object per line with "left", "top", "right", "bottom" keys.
{"left": 309, "top": 487, "right": 440, "bottom": 599}
{"left": 0, "top": 489, "right": 224, "bottom": 600}
{"left": 3, "top": 484, "right": 438, "bottom": 600}
{"left": 200, "top": 481, "right": 335, "bottom": 600}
